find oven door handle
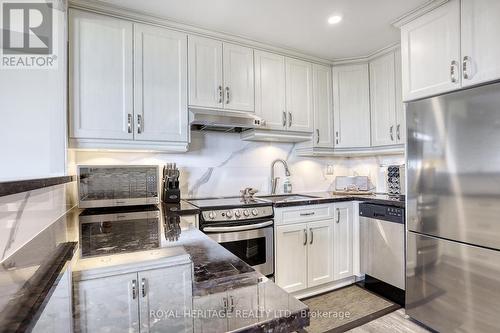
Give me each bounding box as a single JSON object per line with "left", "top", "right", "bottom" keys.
{"left": 203, "top": 221, "right": 273, "bottom": 232}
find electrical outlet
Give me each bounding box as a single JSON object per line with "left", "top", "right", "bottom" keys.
{"left": 326, "top": 164, "right": 334, "bottom": 175}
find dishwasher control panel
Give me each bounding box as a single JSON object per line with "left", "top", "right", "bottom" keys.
{"left": 359, "top": 203, "right": 405, "bottom": 224}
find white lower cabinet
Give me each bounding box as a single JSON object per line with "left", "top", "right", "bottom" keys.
{"left": 275, "top": 203, "right": 352, "bottom": 294}
{"left": 333, "top": 202, "right": 354, "bottom": 280}
{"left": 74, "top": 263, "right": 193, "bottom": 333}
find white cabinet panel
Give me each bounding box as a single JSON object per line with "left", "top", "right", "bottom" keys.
{"left": 312, "top": 64, "right": 334, "bottom": 148}
{"left": 333, "top": 202, "right": 353, "bottom": 280}
{"left": 275, "top": 223, "right": 308, "bottom": 293}
{"left": 193, "top": 292, "right": 227, "bottom": 333}
{"left": 69, "top": 9, "right": 133, "bottom": 140}
{"left": 134, "top": 24, "right": 188, "bottom": 143}
{"left": 138, "top": 264, "right": 193, "bottom": 333}
{"left": 332, "top": 64, "right": 371, "bottom": 148}
{"left": 395, "top": 48, "right": 406, "bottom": 144}
{"left": 461, "top": 0, "right": 500, "bottom": 87}
{"left": 227, "top": 285, "right": 259, "bottom": 331}
{"left": 307, "top": 220, "right": 334, "bottom": 287}
{"left": 370, "top": 52, "right": 397, "bottom": 147}
{"left": 188, "top": 36, "right": 223, "bottom": 108}
{"left": 74, "top": 273, "right": 140, "bottom": 333}
{"left": 223, "top": 43, "right": 255, "bottom": 112}
{"left": 286, "top": 58, "right": 314, "bottom": 133}
{"left": 401, "top": 0, "right": 461, "bottom": 101}
{"left": 254, "top": 50, "right": 286, "bottom": 130}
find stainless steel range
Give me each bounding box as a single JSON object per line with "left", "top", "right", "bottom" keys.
{"left": 188, "top": 197, "right": 274, "bottom": 277}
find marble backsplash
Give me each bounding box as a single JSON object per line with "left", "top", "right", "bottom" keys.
{"left": 71, "top": 131, "right": 405, "bottom": 198}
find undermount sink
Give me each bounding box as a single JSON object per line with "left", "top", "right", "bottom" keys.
{"left": 257, "top": 194, "right": 319, "bottom": 203}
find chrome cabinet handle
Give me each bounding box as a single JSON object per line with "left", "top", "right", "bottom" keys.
{"left": 137, "top": 114, "right": 143, "bottom": 134}
{"left": 397, "top": 124, "right": 401, "bottom": 141}
{"left": 282, "top": 111, "right": 287, "bottom": 127}
{"left": 218, "top": 85, "right": 223, "bottom": 103}
{"left": 225, "top": 87, "right": 230, "bottom": 104}
{"left": 141, "top": 278, "right": 146, "bottom": 297}
{"left": 132, "top": 279, "right": 137, "bottom": 299}
{"left": 463, "top": 56, "right": 471, "bottom": 80}
{"left": 316, "top": 129, "right": 320, "bottom": 144}
{"left": 303, "top": 229, "right": 307, "bottom": 246}
{"left": 229, "top": 296, "right": 235, "bottom": 313}
{"left": 335, "top": 131, "right": 339, "bottom": 145}
{"left": 127, "top": 114, "right": 132, "bottom": 133}
{"left": 300, "top": 212, "right": 315, "bottom": 216}
{"left": 223, "top": 297, "right": 228, "bottom": 311}
{"left": 450, "top": 60, "right": 458, "bottom": 83}
{"left": 288, "top": 112, "right": 292, "bottom": 127}
{"left": 336, "top": 208, "right": 340, "bottom": 223}
{"left": 309, "top": 228, "right": 313, "bottom": 245}
{"left": 390, "top": 125, "right": 394, "bottom": 141}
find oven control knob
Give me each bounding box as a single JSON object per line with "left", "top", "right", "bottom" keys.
{"left": 243, "top": 209, "right": 250, "bottom": 217}
{"left": 251, "top": 208, "right": 259, "bottom": 216}
{"left": 208, "top": 212, "right": 216, "bottom": 220}
{"left": 226, "top": 210, "right": 233, "bottom": 218}
{"left": 234, "top": 210, "right": 241, "bottom": 218}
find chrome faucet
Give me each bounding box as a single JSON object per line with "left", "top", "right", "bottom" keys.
{"left": 270, "top": 159, "right": 291, "bottom": 194}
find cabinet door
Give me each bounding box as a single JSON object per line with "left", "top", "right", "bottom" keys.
{"left": 223, "top": 43, "right": 255, "bottom": 112}
{"left": 74, "top": 273, "right": 140, "bottom": 333}
{"left": 134, "top": 24, "right": 188, "bottom": 143}
{"left": 285, "top": 58, "right": 314, "bottom": 133}
{"left": 227, "top": 285, "right": 259, "bottom": 331}
{"left": 188, "top": 36, "right": 223, "bottom": 108}
{"left": 307, "top": 220, "right": 334, "bottom": 288}
{"left": 193, "top": 292, "right": 228, "bottom": 333}
{"left": 69, "top": 9, "right": 133, "bottom": 140}
{"left": 138, "top": 264, "right": 193, "bottom": 333}
{"left": 461, "top": 0, "right": 500, "bottom": 87}
{"left": 370, "top": 52, "right": 397, "bottom": 147}
{"left": 312, "top": 64, "right": 334, "bottom": 148}
{"left": 275, "top": 223, "right": 308, "bottom": 293}
{"left": 254, "top": 50, "right": 286, "bottom": 130}
{"left": 332, "top": 64, "right": 371, "bottom": 148}
{"left": 333, "top": 203, "right": 353, "bottom": 280}
{"left": 400, "top": 0, "right": 461, "bottom": 101}
{"left": 395, "top": 48, "right": 406, "bottom": 144}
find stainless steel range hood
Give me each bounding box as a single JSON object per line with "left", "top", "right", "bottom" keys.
{"left": 189, "top": 108, "right": 263, "bottom": 132}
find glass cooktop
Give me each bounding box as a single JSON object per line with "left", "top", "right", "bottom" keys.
{"left": 187, "top": 196, "right": 270, "bottom": 209}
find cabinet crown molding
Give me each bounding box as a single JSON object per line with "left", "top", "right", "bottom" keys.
{"left": 391, "top": 0, "right": 449, "bottom": 28}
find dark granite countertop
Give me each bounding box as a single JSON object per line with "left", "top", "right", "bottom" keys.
{"left": 265, "top": 192, "right": 405, "bottom": 208}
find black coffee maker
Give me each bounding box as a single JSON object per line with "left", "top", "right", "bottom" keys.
{"left": 162, "top": 163, "right": 180, "bottom": 203}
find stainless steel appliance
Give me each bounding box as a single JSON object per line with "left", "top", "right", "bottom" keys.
{"left": 406, "top": 82, "right": 500, "bottom": 332}
{"left": 386, "top": 165, "right": 405, "bottom": 198}
{"left": 188, "top": 197, "right": 274, "bottom": 277}
{"left": 359, "top": 203, "right": 405, "bottom": 305}
{"left": 77, "top": 165, "right": 159, "bottom": 208}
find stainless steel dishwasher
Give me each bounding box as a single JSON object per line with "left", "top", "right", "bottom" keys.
{"left": 359, "top": 203, "right": 405, "bottom": 305}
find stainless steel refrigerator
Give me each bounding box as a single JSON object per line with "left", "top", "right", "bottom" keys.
{"left": 406, "top": 82, "right": 500, "bottom": 333}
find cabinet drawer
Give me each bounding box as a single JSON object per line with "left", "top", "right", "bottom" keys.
{"left": 276, "top": 204, "right": 334, "bottom": 225}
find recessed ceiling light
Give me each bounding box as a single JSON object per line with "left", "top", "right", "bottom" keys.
{"left": 328, "top": 15, "right": 343, "bottom": 25}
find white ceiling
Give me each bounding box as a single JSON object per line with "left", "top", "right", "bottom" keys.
{"left": 97, "top": 0, "right": 429, "bottom": 60}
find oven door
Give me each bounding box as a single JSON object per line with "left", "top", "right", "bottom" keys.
{"left": 204, "top": 221, "right": 274, "bottom": 276}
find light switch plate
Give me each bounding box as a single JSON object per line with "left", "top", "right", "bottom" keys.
{"left": 326, "top": 164, "right": 334, "bottom": 175}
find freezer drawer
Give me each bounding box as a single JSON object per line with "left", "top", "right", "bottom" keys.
{"left": 406, "top": 232, "right": 500, "bottom": 333}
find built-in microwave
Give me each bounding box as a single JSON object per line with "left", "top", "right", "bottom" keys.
{"left": 77, "top": 165, "right": 159, "bottom": 208}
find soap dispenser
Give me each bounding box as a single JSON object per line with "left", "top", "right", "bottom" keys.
{"left": 283, "top": 177, "right": 292, "bottom": 194}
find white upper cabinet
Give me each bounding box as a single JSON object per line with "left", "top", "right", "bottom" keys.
{"left": 188, "top": 36, "right": 223, "bottom": 109}
{"left": 254, "top": 50, "right": 286, "bottom": 130}
{"left": 134, "top": 24, "right": 188, "bottom": 143}
{"left": 286, "top": 58, "right": 314, "bottom": 133}
{"left": 370, "top": 52, "right": 397, "bottom": 147}
{"left": 223, "top": 43, "right": 255, "bottom": 112}
{"left": 69, "top": 9, "right": 133, "bottom": 140}
{"left": 394, "top": 48, "right": 406, "bottom": 144}
{"left": 400, "top": 0, "right": 461, "bottom": 101}
{"left": 332, "top": 64, "right": 371, "bottom": 148}
{"left": 461, "top": 0, "right": 500, "bottom": 87}
{"left": 312, "top": 64, "right": 334, "bottom": 148}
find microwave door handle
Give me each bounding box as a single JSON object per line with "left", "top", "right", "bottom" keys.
{"left": 203, "top": 221, "right": 273, "bottom": 232}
